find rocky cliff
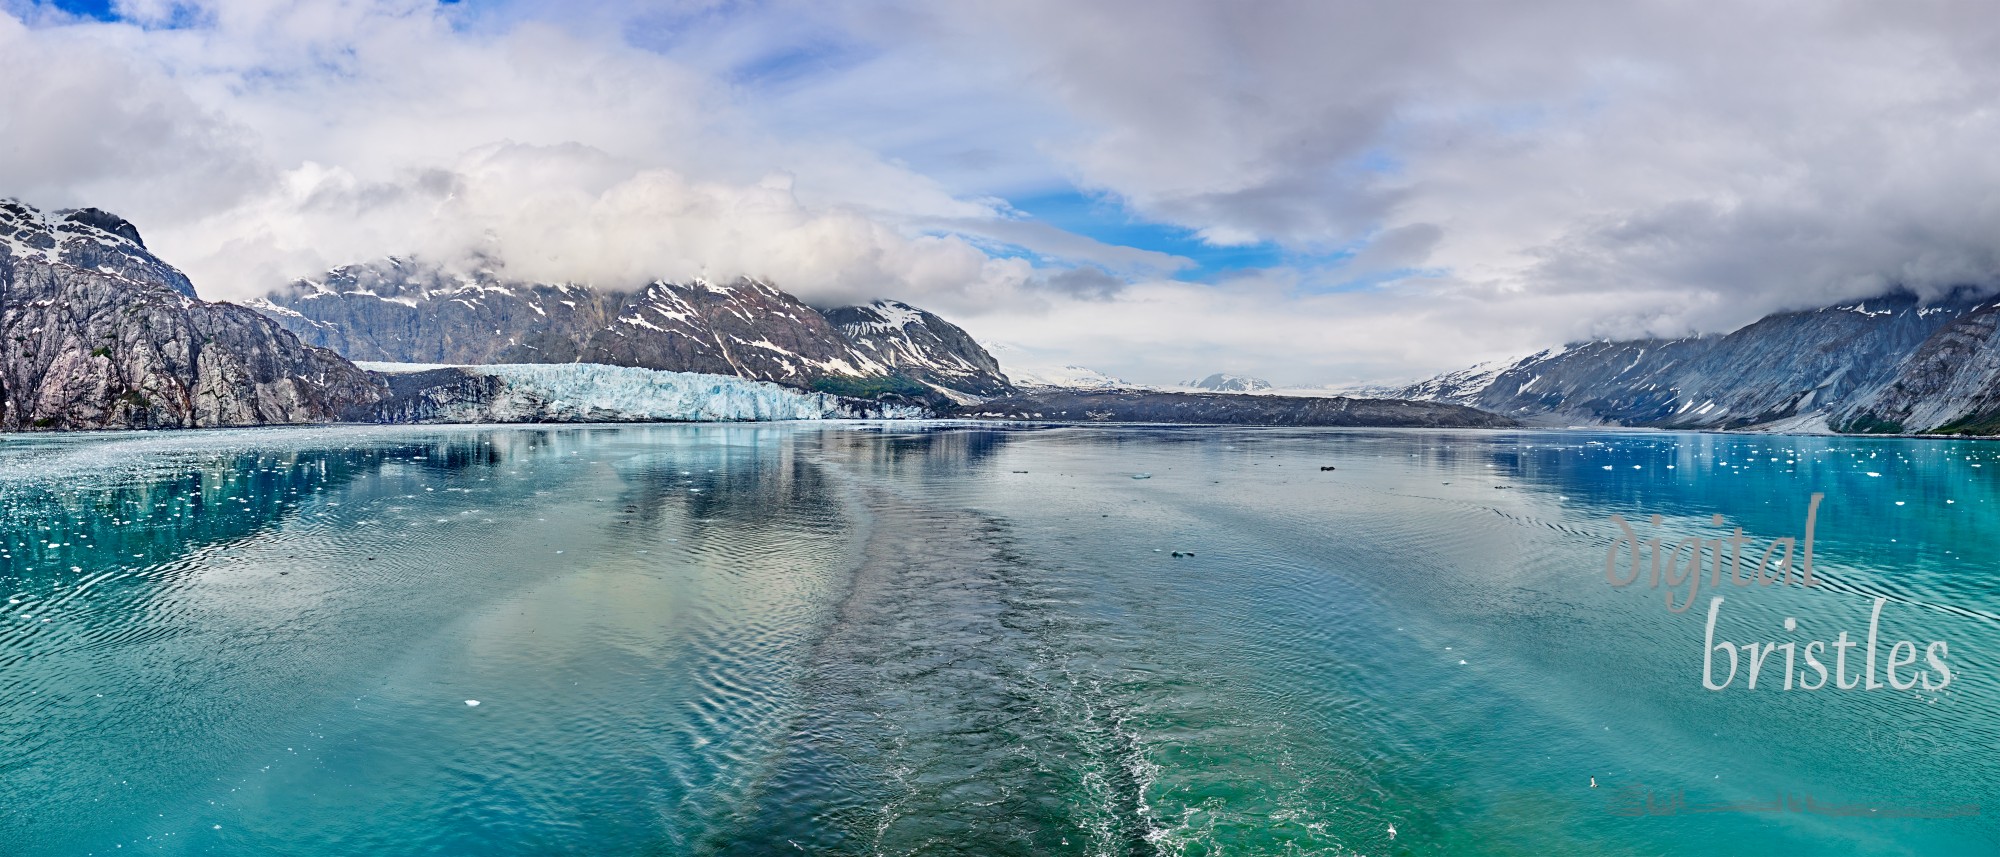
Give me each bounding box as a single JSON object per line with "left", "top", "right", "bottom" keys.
{"left": 1, "top": 200, "right": 386, "bottom": 431}
{"left": 1832, "top": 299, "right": 2000, "bottom": 433}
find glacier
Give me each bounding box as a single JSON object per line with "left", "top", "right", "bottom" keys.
{"left": 358, "top": 362, "right": 927, "bottom": 423}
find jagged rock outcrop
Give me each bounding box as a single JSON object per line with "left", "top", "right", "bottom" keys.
{"left": 254, "top": 261, "right": 1014, "bottom": 400}
{"left": 1395, "top": 290, "right": 1982, "bottom": 430}
{"left": 1, "top": 200, "right": 386, "bottom": 431}
{"left": 823, "top": 299, "right": 1012, "bottom": 399}
{"left": 964, "top": 389, "right": 1515, "bottom": 427}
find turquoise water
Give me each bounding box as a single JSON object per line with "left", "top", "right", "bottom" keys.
{"left": 0, "top": 424, "right": 1993, "bottom": 855}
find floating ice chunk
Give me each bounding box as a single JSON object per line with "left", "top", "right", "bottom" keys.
{"left": 465, "top": 700, "right": 480, "bottom": 707}
{"left": 1132, "top": 473, "right": 1152, "bottom": 479}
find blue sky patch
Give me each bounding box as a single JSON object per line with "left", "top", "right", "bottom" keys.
{"left": 47, "top": 0, "right": 116, "bottom": 20}
{"left": 1006, "top": 190, "right": 1288, "bottom": 281}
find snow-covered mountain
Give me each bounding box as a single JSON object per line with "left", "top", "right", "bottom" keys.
{"left": 253, "top": 259, "right": 1013, "bottom": 400}
{"left": 1183, "top": 373, "right": 1273, "bottom": 392}
{"left": 1012, "top": 364, "right": 1132, "bottom": 389}
{"left": 1387, "top": 348, "right": 1569, "bottom": 406}
{"left": 980, "top": 342, "right": 1134, "bottom": 390}
{"left": 823, "top": 300, "right": 1013, "bottom": 401}
{"left": 1, "top": 200, "right": 385, "bottom": 431}
{"left": 1391, "top": 290, "right": 2000, "bottom": 432}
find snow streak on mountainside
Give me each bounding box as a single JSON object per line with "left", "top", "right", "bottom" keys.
{"left": 585, "top": 278, "right": 885, "bottom": 385}
{"left": 1391, "top": 348, "right": 1567, "bottom": 406}
{"left": 1392, "top": 291, "right": 2000, "bottom": 433}
{"left": 1, "top": 200, "right": 384, "bottom": 431}
{"left": 254, "top": 261, "right": 1012, "bottom": 400}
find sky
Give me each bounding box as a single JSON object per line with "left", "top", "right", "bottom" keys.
{"left": 5, "top": 1, "right": 2000, "bottom": 386}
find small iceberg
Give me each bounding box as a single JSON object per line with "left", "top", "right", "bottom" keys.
{"left": 1132, "top": 473, "right": 1152, "bottom": 480}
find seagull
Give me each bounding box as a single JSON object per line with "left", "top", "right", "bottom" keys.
{"left": 1590, "top": 776, "right": 1598, "bottom": 788}
{"left": 1387, "top": 823, "right": 1397, "bottom": 840}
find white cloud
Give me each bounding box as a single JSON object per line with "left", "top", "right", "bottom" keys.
{"left": 893, "top": 0, "right": 2000, "bottom": 351}
{"left": 10, "top": 0, "right": 2000, "bottom": 384}
{"left": 3, "top": 0, "right": 1030, "bottom": 309}
{"left": 168, "top": 141, "right": 1038, "bottom": 307}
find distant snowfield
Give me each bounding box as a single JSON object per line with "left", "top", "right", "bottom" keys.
{"left": 980, "top": 342, "right": 1136, "bottom": 390}
{"left": 356, "top": 362, "right": 927, "bottom": 422}
{"left": 976, "top": 344, "right": 1412, "bottom": 398}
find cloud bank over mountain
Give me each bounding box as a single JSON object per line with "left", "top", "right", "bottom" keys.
{"left": 7, "top": 0, "right": 2000, "bottom": 385}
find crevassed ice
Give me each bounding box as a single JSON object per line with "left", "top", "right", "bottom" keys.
{"left": 362, "top": 362, "right": 925, "bottom": 421}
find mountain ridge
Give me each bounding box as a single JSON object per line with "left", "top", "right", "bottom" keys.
{"left": 252, "top": 258, "right": 1014, "bottom": 403}
{"left": 1392, "top": 289, "right": 2000, "bottom": 433}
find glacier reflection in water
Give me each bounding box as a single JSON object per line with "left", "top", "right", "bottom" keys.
{"left": 0, "top": 424, "right": 1995, "bottom": 855}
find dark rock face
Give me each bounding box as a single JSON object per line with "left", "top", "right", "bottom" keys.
{"left": 1, "top": 200, "right": 386, "bottom": 431}
{"left": 1396, "top": 291, "right": 1982, "bottom": 430}
{"left": 59, "top": 208, "right": 146, "bottom": 248}
{"left": 962, "top": 390, "right": 1516, "bottom": 428}
{"left": 823, "top": 300, "right": 1013, "bottom": 399}
{"left": 354, "top": 367, "right": 509, "bottom": 424}
{"left": 255, "top": 261, "right": 1014, "bottom": 399}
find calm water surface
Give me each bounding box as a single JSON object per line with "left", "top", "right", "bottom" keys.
{"left": 0, "top": 423, "right": 1994, "bottom": 855}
